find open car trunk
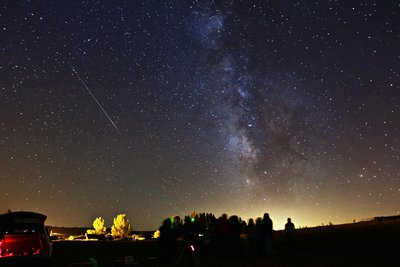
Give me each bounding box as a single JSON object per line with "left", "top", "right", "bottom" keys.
{"left": 0, "top": 232, "right": 44, "bottom": 257}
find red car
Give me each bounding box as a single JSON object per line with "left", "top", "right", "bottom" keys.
{"left": 0, "top": 211, "right": 53, "bottom": 266}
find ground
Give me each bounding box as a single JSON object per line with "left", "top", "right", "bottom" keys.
{"left": 46, "top": 221, "right": 399, "bottom": 267}
{"left": 0, "top": 221, "right": 400, "bottom": 267}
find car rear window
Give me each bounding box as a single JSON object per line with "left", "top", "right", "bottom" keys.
{"left": 1, "top": 223, "right": 43, "bottom": 235}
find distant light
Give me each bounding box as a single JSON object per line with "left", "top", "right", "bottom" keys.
{"left": 190, "top": 245, "right": 195, "bottom": 252}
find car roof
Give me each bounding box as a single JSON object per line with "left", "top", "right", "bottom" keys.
{"left": 0, "top": 211, "right": 47, "bottom": 224}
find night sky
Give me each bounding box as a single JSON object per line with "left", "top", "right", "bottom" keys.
{"left": 1, "top": 1, "right": 399, "bottom": 231}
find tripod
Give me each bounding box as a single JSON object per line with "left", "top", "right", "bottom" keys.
{"left": 175, "top": 244, "right": 201, "bottom": 267}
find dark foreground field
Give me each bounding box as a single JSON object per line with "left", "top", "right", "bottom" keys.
{"left": 49, "top": 221, "right": 399, "bottom": 267}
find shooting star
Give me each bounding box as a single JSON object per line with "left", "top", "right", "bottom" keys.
{"left": 66, "top": 61, "right": 119, "bottom": 130}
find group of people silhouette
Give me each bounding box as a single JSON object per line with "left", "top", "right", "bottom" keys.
{"left": 158, "top": 212, "right": 295, "bottom": 265}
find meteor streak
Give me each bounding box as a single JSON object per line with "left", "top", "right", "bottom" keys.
{"left": 66, "top": 61, "right": 119, "bottom": 130}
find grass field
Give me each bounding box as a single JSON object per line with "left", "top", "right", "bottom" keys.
{"left": 47, "top": 220, "right": 400, "bottom": 267}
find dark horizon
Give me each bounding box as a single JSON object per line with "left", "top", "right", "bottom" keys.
{"left": 5, "top": 209, "right": 399, "bottom": 232}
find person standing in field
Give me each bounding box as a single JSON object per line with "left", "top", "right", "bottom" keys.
{"left": 262, "top": 213, "right": 273, "bottom": 256}
{"left": 159, "top": 218, "right": 176, "bottom": 265}
{"left": 246, "top": 218, "right": 257, "bottom": 257}
{"left": 284, "top": 218, "right": 295, "bottom": 250}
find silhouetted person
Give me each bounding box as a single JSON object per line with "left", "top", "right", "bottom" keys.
{"left": 241, "top": 220, "right": 247, "bottom": 237}
{"left": 216, "top": 214, "right": 230, "bottom": 258}
{"left": 246, "top": 218, "right": 257, "bottom": 256}
{"left": 172, "top": 216, "right": 184, "bottom": 241}
{"left": 208, "top": 216, "right": 218, "bottom": 255}
{"left": 284, "top": 218, "right": 295, "bottom": 250}
{"left": 255, "top": 217, "right": 264, "bottom": 257}
{"left": 179, "top": 217, "right": 200, "bottom": 267}
{"left": 159, "top": 218, "right": 175, "bottom": 265}
{"left": 262, "top": 213, "right": 273, "bottom": 256}
{"left": 229, "top": 215, "right": 242, "bottom": 257}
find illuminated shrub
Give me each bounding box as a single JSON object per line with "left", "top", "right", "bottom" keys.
{"left": 111, "top": 214, "right": 132, "bottom": 239}
{"left": 87, "top": 217, "right": 107, "bottom": 235}
{"left": 153, "top": 230, "right": 160, "bottom": 239}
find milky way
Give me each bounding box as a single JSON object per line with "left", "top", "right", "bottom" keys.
{"left": 0, "top": 1, "right": 399, "bottom": 230}
{"left": 187, "top": 2, "right": 345, "bottom": 205}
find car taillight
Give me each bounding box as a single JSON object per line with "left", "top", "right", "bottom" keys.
{"left": 0, "top": 238, "right": 5, "bottom": 257}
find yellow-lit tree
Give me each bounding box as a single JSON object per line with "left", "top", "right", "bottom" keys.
{"left": 153, "top": 230, "right": 160, "bottom": 239}
{"left": 87, "top": 217, "right": 107, "bottom": 235}
{"left": 111, "top": 214, "right": 132, "bottom": 239}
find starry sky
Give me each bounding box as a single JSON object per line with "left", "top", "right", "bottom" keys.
{"left": 1, "top": 1, "right": 399, "bottom": 230}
